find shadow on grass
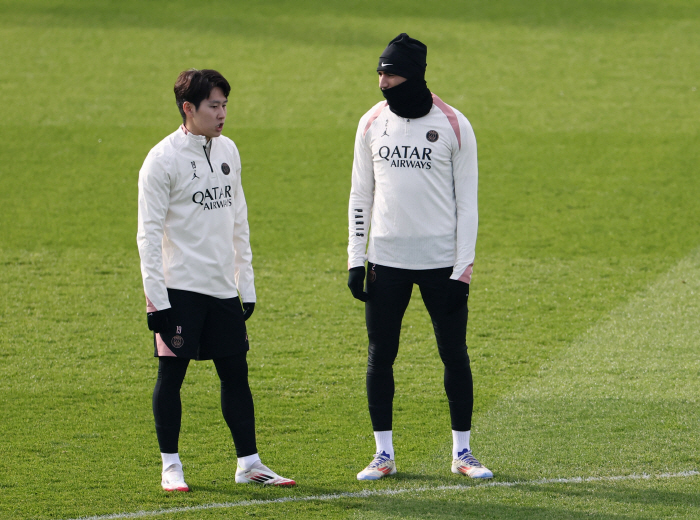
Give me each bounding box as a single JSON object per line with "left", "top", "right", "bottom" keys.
{"left": 190, "top": 474, "right": 700, "bottom": 520}
{"left": 519, "top": 480, "right": 700, "bottom": 510}
{"left": 161, "top": 471, "right": 483, "bottom": 508}
{"left": 354, "top": 499, "right": 619, "bottom": 519}
{"left": 349, "top": 483, "right": 700, "bottom": 519}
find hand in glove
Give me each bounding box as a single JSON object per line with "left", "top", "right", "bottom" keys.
{"left": 348, "top": 265, "right": 369, "bottom": 302}
{"left": 147, "top": 308, "right": 173, "bottom": 334}
{"left": 242, "top": 302, "right": 255, "bottom": 321}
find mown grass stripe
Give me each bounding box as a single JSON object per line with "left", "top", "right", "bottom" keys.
{"left": 65, "top": 471, "right": 700, "bottom": 520}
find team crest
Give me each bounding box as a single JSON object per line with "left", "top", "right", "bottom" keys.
{"left": 221, "top": 163, "right": 230, "bottom": 175}
{"left": 426, "top": 130, "right": 439, "bottom": 142}
{"left": 171, "top": 335, "right": 184, "bottom": 348}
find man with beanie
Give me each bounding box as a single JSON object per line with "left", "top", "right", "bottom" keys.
{"left": 138, "top": 68, "right": 295, "bottom": 491}
{"left": 347, "top": 34, "right": 492, "bottom": 480}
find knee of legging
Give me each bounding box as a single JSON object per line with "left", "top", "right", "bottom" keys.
{"left": 214, "top": 353, "right": 249, "bottom": 382}
{"left": 438, "top": 346, "right": 470, "bottom": 369}
{"left": 367, "top": 344, "right": 398, "bottom": 371}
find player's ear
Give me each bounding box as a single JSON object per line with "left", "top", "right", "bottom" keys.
{"left": 183, "top": 101, "right": 195, "bottom": 117}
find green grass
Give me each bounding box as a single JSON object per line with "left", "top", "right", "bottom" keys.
{"left": 1, "top": 0, "right": 699, "bottom": 518}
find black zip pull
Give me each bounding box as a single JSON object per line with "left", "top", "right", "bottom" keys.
{"left": 203, "top": 144, "right": 214, "bottom": 172}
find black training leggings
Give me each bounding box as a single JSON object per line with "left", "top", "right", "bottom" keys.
{"left": 365, "top": 264, "right": 474, "bottom": 432}
{"left": 152, "top": 352, "right": 257, "bottom": 457}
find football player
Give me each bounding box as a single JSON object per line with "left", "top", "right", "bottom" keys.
{"left": 137, "top": 69, "right": 295, "bottom": 491}
{"left": 348, "top": 34, "right": 493, "bottom": 481}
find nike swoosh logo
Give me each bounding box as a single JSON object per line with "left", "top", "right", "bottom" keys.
{"left": 381, "top": 62, "right": 393, "bottom": 66}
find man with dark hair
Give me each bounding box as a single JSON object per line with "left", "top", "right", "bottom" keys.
{"left": 137, "top": 68, "right": 295, "bottom": 491}
{"left": 348, "top": 34, "right": 493, "bottom": 480}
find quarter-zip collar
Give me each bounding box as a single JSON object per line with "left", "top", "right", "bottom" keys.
{"left": 180, "top": 124, "right": 214, "bottom": 172}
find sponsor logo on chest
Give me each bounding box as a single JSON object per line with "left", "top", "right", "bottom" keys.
{"left": 191, "top": 185, "right": 233, "bottom": 211}
{"left": 378, "top": 145, "right": 433, "bottom": 170}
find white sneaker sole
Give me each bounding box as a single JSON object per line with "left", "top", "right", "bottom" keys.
{"left": 452, "top": 466, "right": 493, "bottom": 479}
{"left": 357, "top": 471, "right": 396, "bottom": 481}
{"left": 162, "top": 483, "right": 190, "bottom": 492}
{"left": 235, "top": 469, "right": 296, "bottom": 486}
{"left": 357, "top": 465, "right": 397, "bottom": 480}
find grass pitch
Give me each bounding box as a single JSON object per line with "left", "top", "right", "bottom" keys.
{"left": 0, "top": 1, "right": 699, "bottom": 518}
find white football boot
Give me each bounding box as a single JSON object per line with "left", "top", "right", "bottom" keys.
{"left": 161, "top": 463, "right": 190, "bottom": 492}
{"left": 357, "top": 451, "right": 397, "bottom": 480}
{"left": 235, "top": 460, "right": 296, "bottom": 486}
{"left": 451, "top": 449, "right": 493, "bottom": 479}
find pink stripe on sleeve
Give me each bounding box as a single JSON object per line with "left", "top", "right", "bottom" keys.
{"left": 156, "top": 334, "right": 177, "bottom": 357}
{"left": 363, "top": 102, "right": 388, "bottom": 137}
{"left": 431, "top": 94, "right": 461, "bottom": 150}
{"left": 457, "top": 264, "right": 473, "bottom": 284}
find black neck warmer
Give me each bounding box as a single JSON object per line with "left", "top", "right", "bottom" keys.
{"left": 382, "top": 76, "right": 433, "bottom": 119}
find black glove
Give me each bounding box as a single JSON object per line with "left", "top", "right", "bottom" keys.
{"left": 242, "top": 302, "right": 255, "bottom": 321}
{"left": 147, "top": 308, "right": 173, "bottom": 334}
{"left": 348, "top": 265, "right": 369, "bottom": 302}
{"left": 446, "top": 279, "right": 469, "bottom": 311}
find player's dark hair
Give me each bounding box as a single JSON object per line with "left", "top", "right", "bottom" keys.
{"left": 174, "top": 69, "right": 231, "bottom": 124}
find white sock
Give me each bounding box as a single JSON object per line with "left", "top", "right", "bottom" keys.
{"left": 374, "top": 430, "right": 394, "bottom": 460}
{"left": 161, "top": 452, "right": 181, "bottom": 472}
{"left": 452, "top": 430, "right": 471, "bottom": 459}
{"left": 237, "top": 453, "right": 261, "bottom": 470}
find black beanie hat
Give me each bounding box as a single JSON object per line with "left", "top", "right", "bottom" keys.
{"left": 377, "top": 33, "right": 427, "bottom": 79}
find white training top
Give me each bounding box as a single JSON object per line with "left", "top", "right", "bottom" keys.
{"left": 348, "top": 94, "right": 478, "bottom": 282}
{"left": 137, "top": 126, "right": 255, "bottom": 312}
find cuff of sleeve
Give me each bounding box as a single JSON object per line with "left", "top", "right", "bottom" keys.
{"left": 451, "top": 264, "right": 473, "bottom": 284}
{"left": 348, "top": 257, "right": 367, "bottom": 270}
{"left": 145, "top": 295, "right": 171, "bottom": 313}
{"left": 239, "top": 292, "right": 256, "bottom": 303}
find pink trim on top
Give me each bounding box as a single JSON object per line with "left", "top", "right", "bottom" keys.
{"left": 156, "top": 334, "right": 177, "bottom": 357}
{"left": 180, "top": 124, "right": 189, "bottom": 134}
{"left": 363, "top": 102, "right": 388, "bottom": 137}
{"left": 431, "top": 94, "right": 461, "bottom": 150}
{"left": 146, "top": 295, "right": 157, "bottom": 313}
{"left": 457, "top": 264, "right": 473, "bottom": 284}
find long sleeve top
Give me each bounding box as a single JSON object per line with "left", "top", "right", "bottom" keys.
{"left": 137, "top": 125, "right": 255, "bottom": 311}
{"left": 348, "top": 94, "right": 478, "bottom": 282}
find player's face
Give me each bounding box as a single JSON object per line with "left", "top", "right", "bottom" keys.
{"left": 378, "top": 71, "right": 407, "bottom": 90}
{"left": 184, "top": 87, "right": 227, "bottom": 139}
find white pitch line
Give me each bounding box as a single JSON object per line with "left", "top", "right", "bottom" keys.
{"left": 64, "top": 471, "right": 699, "bottom": 520}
